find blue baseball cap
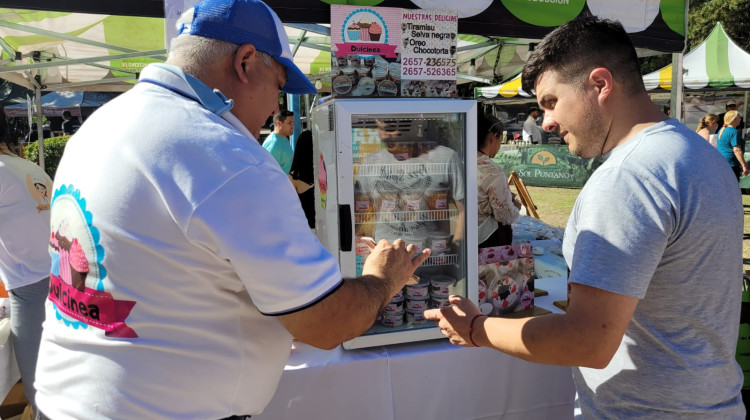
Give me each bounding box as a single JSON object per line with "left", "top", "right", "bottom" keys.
{"left": 180, "top": 0, "right": 316, "bottom": 95}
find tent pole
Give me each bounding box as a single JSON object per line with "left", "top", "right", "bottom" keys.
{"left": 35, "top": 86, "right": 45, "bottom": 170}
{"left": 745, "top": 91, "right": 749, "bottom": 140}
{"left": 290, "top": 94, "right": 301, "bottom": 150}
{"left": 670, "top": 52, "right": 684, "bottom": 122}
{"left": 25, "top": 93, "right": 32, "bottom": 135}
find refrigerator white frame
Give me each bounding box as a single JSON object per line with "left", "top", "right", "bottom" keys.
{"left": 314, "top": 98, "right": 478, "bottom": 349}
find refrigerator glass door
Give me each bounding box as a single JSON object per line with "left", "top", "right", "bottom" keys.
{"left": 341, "top": 100, "right": 476, "bottom": 348}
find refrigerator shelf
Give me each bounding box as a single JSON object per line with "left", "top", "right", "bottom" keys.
{"left": 354, "top": 208, "right": 458, "bottom": 224}
{"left": 357, "top": 253, "right": 457, "bottom": 270}
{"left": 354, "top": 162, "right": 454, "bottom": 177}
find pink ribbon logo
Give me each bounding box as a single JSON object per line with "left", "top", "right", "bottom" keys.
{"left": 335, "top": 42, "right": 398, "bottom": 58}
{"left": 49, "top": 274, "right": 138, "bottom": 338}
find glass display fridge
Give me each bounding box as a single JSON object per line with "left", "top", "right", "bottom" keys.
{"left": 311, "top": 98, "right": 478, "bottom": 349}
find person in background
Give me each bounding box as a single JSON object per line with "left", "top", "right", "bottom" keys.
{"left": 60, "top": 110, "right": 80, "bottom": 135}
{"left": 695, "top": 113, "right": 719, "bottom": 144}
{"left": 716, "top": 100, "right": 745, "bottom": 135}
{"left": 289, "top": 129, "right": 315, "bottom": 228}
{"left": 0, "top": 117, "right": 52, "bottom": 417}
{"left": 716, "top": 110, "right": 748, "bottom": 181}
{"left": 32, "top": 0, "right": 429, "bottom": 419}
{"left": 522, "top": 107, "right": 542, "bottom": 144}
{"left": 262, "top": 109, "right": 295, "bottom": 173}
{"left": 425, "top": 16, "right": 745, "bottom": 419}
{"left": 476, "top": 113, "right": 520, "bottom": 247}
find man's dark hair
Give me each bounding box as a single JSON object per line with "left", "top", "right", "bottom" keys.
{"left": 522, "top": 16, "right": 644, "bottom": 96}
{"left": 62, "top": 110, "right": 72, "bottom": 118}
{"left": 528, "top": 107, "right": 540, "bottom": 114}
{"left": 273, "top": 109, "right": 294, "bottom": 125}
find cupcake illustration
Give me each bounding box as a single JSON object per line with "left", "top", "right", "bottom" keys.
{"left": 369, "top": 21, "right": 382, "bottom": 42}
{"left": 358, "top": 18, "right": 371, "bottom": 41}
{"left": 68, "top": 238, "right": 89, "bottom": 292}
{"left": 49, "top": 217, "right": 90, "bottom": 293}
{"left": 347, "top": 22, "right": 361, "bottom": 41}
{"left": 55, "top": 232, "right": 73, "bottom": 288}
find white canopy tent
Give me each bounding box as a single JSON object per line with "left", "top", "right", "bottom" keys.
{"left": 0, "top": 9, "right": 167, "bottom": 167}
{"left": 643, "top": 23, "right": 749, "bottom": 129}
{"left": 474, "top": 73, "right": 530, "bottom": 100}
{"left": 643, "top": 23, "right": 750, "bottom": 92}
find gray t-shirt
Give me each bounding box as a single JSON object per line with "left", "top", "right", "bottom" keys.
{"left": 563, "top": 119, "right": 745, "bottom": 418}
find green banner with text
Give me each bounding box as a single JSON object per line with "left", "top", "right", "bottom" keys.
{"left": 492, "top": 145, "right": 603, "bottom": 188}
{"left": 737, "top": 153, "right": 750, "bottom": 189}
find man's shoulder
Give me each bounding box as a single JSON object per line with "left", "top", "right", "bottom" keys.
{"left": 607, "top": 121, "right": 725, "bottom": 176}
{"left": 262, "top": 133, "right": 281, "bottom": 147}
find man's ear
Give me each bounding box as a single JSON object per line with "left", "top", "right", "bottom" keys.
{"left": 233, "top": 44, "right": 257, "bottom": 84}
{"left": 589, "top": 67, "right": 612, "bottom": 103}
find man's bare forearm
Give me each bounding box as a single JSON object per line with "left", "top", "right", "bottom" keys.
{"left": 279, "top": 239, "right": 428, "bottom": 350}
{"left": 279, "top": 275, "right": 394, "bottom": 349}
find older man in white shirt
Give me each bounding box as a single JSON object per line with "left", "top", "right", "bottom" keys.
{"left": 522, "top": 107, "right": 542, "bottom": 144}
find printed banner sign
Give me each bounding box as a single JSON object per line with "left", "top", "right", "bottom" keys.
{"left": 739, "top": 153, "right": 750, "bottom": 189}
{"left": 493, "top": 145, "right": 604, "bottom": 188}
{"left": 400, "top": 9, "right": 458, "bottom": 98}
{"left": 330, "top": 5, "right": 458, "bottom": 98}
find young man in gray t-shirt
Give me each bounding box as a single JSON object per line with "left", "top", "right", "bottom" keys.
{"left": 425, "top": 16, "right": 745, "bottom": 418}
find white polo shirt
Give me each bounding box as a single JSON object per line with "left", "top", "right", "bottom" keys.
{"left": 35, "top": 64, "right": 343, "bottom": 419}
{"left": 0, "top": 155, "right": 52, "bottom": 290}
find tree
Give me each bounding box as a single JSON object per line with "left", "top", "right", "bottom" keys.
{"left": 639, "top": 0, "right": 750, "bottom": 74}
{"left": 688, "top": 0, "right": 749, "bottom": 51}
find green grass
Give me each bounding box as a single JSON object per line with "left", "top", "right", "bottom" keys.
{"left": 527, "top": 186, "right": 750, "bottom": 274}
{"left": 515, "top": 186, "right": 580, "bottom": 228}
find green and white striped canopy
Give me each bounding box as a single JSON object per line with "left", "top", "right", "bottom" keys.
{"left": 643, "top": 23, "right": 750, "bottom": 91}
{"left": 474, "top": 73, "right": 530, "bottom": 99}
{"left": 0, "top": 9, "right": 166, "bottom": 91}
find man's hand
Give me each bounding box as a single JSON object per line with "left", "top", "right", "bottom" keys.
{"left": 362, "top": 237, "right": 430, "bottom": 297}
{"left": 423, "top": 295, "right": 482, "bottom": 347}
{"left": 279, "top": 238, "right": 430, "bottom": 350}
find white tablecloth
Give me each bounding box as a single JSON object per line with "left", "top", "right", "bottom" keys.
{"left": 255, "top": 276, "right": 574, "bottom": 420}
{"left": 530, "top": 239, "right": 568, "bottom": 279}
{"left": 0, "top": 317, "right": 20, "bottom": 405}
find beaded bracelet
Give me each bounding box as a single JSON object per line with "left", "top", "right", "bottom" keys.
{"left": 469, "top": 314, "right": 484, "bottom": 347}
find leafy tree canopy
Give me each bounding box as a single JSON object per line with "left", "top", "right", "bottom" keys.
{"left": 639, "top": 0, "right": 750, "bottom": 74}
